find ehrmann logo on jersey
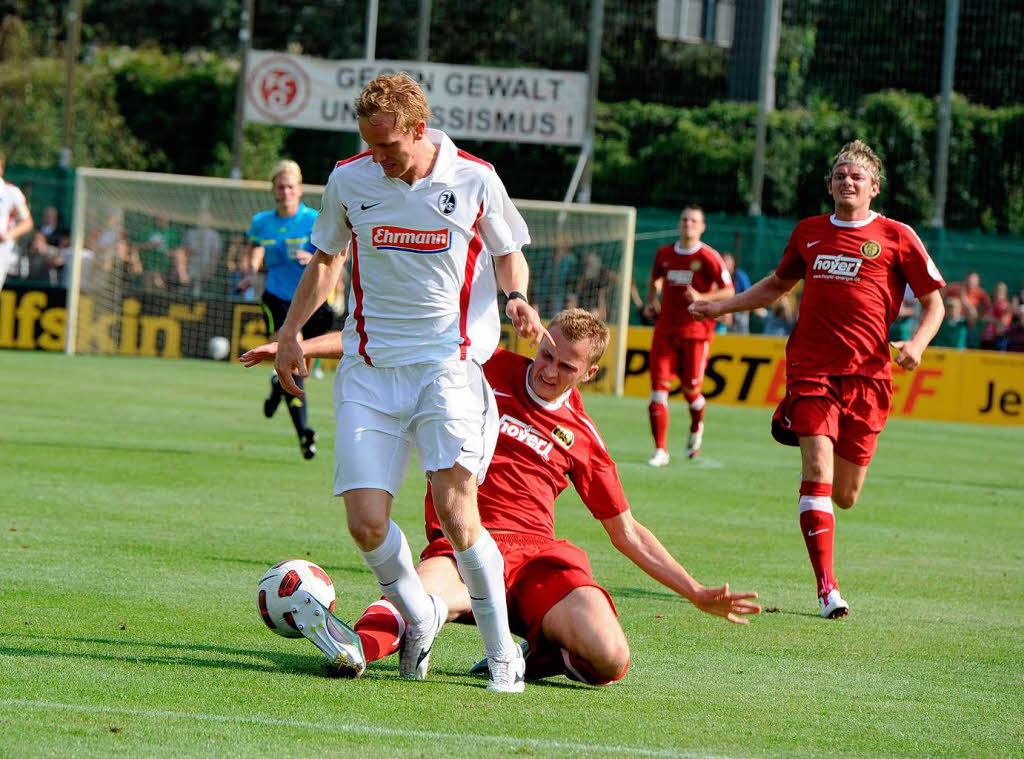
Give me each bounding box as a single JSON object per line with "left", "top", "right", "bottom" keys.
{"left": 499, "top": 413, "right": 554, "bottom": 459}
{"left": 812, "top": 254, "right": 862, "bottom": 279}
{"left": 372, "top": 226, "right": 451, "bottom": 254}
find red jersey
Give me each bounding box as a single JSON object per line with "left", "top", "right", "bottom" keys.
{"left": 775, "top": 213, "right": 945, "bottom": 380}
{"left": 651, "top": 241, "right": 732, "bottom": 340}
{"left": 425, "top": 349, "right": 630, "bottom": 541}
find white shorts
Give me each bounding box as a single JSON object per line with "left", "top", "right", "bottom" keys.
{"left": 332, "top": 356, "right": 498, "bottom": 496}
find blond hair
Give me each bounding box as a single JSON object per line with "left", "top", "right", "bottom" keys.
{"left": 549, "top": 308, "right": 610, "bottom": 364}
{"left": 355, "top": 73, "right": 433, "bottom": 133}
{"left": 828, "top": 140, "right": 884, "bottom": 184}
{"left": 270, "top": 159, "right": 302, "bottom": 185}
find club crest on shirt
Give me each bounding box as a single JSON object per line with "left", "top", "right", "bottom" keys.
{"left": 860, "top": 240, "right": 882, "bottom": 259}
{"left": 551, "top": 425, "right": 574, "bottom": 450}
{"left": 690, "top": 261, "right": 702, "bottom": 271}
{"left": 437, "top": 190, "right": 457, "bottom": 215}
{"left": 372, "top": 226, "right": 451, "bottom": 254}
{"left": 499, "top": 413, "right": 554, "bottom": 459}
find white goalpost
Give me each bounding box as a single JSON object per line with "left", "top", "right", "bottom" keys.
{"left": 67, "top": 168, "right": 635, "bottom": 394}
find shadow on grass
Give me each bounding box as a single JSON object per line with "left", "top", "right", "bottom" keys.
{"left": 603, "top": 586, "right": 682, "bottom": 603}
{"left": 215, "top": 556, "right": 372, "bottom": 578}
{"left": 6, "top": 437, "right": 291, "bottom": 465}
{"left": 0, "top": 631, "right": 587, "bottom": 689}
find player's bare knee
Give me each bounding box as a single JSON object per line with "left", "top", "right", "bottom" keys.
{"left": 346, "top": 515, "right": 389, "bottom": 551}
{"left": 596, "top": 638, "right": 631, "bottom": 681}
{"left": 833, "top": 489, "right": 859, "bottom": 509}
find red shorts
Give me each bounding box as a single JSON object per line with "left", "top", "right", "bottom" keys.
{"left": 650, "top": 330, "right": 710, "bottom": 393}
{"left": 771, "top": 375, "right": 892, "bottom": 466}
{"left": 420, "top": 533, "right": 617, "bottom": 653}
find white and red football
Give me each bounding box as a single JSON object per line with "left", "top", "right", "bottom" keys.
{"left": 256, "top": 559, "right": 336, "bottom": 638}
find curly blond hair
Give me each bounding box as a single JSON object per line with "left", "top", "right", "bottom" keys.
{"left": 355, "top": 73, "right": 433, "bottom": 134}
{"left": 549, "top": 308, "right": 610, "bottom": 365}
{"left": 828, "top": 140, "right": 884, "bottom": 184}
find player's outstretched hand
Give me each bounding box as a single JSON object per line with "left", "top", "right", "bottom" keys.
{"left": 239, "top": 341, "right": 278, "bottom": 368}
{"left": 688, "top": 300, "right": 719, "bottom": 322}
{"left": 691, "top": 583, "right": 761, "bottom": 625}
{"left": 507, "top": 299, "right": 553, "bottom": 347}
{"left": 889, "top": 340, "right": 924, "bottom": 371}
{"left": 274, "top": 333, "right": 308, "bottom": 395}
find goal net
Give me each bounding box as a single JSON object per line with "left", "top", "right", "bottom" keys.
{"left": 67, "top": 168, "right": 635, "bottom": 394}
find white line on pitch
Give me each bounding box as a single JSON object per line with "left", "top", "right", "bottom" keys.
{"left": 0, "top": 699, "right": 736, "bottom": 759}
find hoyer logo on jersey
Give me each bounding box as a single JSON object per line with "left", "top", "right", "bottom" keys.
{"left": 666, "top": 269, "right": 694, "bottom": 285}
{"left": 372, "top": 226, "right": 451, "bottom": 254}
{"left": 812, "top": 253, "right": 862, "bottom": 279}
{"left": 499, "top": 413, "right": 554, "bottom": 459}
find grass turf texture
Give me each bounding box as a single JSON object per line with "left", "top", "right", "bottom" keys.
{"left": 1, "top": 350, "right": 1021, "bottom": 759}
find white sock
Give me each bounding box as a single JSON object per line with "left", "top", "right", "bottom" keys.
{"left": 360, "top": 521, "right": 433, "bottom": 629}
{"left": 454, "top": 529, "right": 517, "bottom": 659}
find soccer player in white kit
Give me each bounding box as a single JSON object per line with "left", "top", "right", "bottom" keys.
{"left": 273, "top": 73, "right": 548, "bottom": 692}
{"left": 0, "top": 152, "right": 35, "bottom": 292}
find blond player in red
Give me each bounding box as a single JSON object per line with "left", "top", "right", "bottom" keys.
{"left": 643, "top": 206, "right": 733, "bottom": 466}
{"left": 691, "top": 141, "right": 946, "bottom": 618}
{"left": 242, "top": 309, "right": 760, "bottom": 683}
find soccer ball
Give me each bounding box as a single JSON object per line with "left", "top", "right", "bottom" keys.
{"left": 208, "top": 335, "right": 231, "bottom": 360}
{"left": 257, "top": 559, "right": 336, "bottom": 638}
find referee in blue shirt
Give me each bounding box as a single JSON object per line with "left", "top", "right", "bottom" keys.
{"left": 246, "top": 160, "right": 334, "bottom": 459}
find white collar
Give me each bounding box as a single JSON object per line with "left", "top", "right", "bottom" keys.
{"left": 829, "top": 211, "right": 877, "bottom": 228}
{"left": 674, "top": 241, "right": 702, "bottom": 255}
{"left": 524, "top": 362, "right": 572, "bottom": 411}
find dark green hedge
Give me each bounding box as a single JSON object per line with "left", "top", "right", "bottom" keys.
{"left": 594, "top": 92, "right": 1024, "bottom": 234}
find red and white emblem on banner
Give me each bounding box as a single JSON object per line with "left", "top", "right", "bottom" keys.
{"left": 247, "top": 56, "right": 310, "bottom": 122}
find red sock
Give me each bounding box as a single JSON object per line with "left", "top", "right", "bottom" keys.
{"left": 688, "top": 394, "right": 706, "bottom": 432}
{"left": 648, "top": 401, "right": 668, "bottom": 449}
{"left": 353, "top": 600, "right": 405, "bottom": 663}
{"left": 799, "top": 480, "right": 837, "bottom": 597}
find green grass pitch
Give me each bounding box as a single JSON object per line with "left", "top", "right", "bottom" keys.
{"left": 1, "top": 350, "right": 1021, "bottom": 758}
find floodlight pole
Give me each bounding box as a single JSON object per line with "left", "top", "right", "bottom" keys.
{"left": 365, "top": 0, "right": 378, "bottom": 60}
{"left": 417, "top": 0, "right": 431, "bottom": 61}
{"left": 60, "top": 0, "right": 82, "bottom": 168}
{"left": 748, "top": 0, "right": 779, "bottom": 217}
{"left": 231, "top": 0, "right": 254, "bottom": 180}
{"left": 574, "top": 0, "right": 604, "bottom": 203}
{"left": 931, "top": 0, "right": 960, "bottom": 229}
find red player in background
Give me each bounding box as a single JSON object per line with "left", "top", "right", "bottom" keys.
{"left": 643, "top": 206, "right": 734, "bottom": 465}
{"left": 691, "top": 140, "right": 946, "bottom": 618}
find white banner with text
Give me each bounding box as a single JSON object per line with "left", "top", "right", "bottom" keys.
{"left": 244, "top": 52, "right": 589, "bottom": 146}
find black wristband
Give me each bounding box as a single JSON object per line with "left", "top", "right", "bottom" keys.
{"left": 507, "top": 291, "right": 527, "bottom": 304}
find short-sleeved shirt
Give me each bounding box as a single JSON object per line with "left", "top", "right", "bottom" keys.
{"left": 651, "top": 241, "right": 732, "bottom": 341}
{"left": 775, "top": 212, "right": 946, "bottom": 380}
{"left": 248, "top": 203, "right": 318, "bottom": 301}
{"left": 0, "top": 181, "right": 30, "bottom": 261}
{"left": 311, "top": 129, "right": 530, "bottom": 368}
{"left": 424, "top": 349, "right": 629, "bottom": 541}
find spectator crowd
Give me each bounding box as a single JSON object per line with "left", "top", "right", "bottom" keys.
{"left": 5, "top": 208, "right": 1024, "bottom": 355}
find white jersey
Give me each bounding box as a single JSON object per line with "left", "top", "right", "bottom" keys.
{"left": 311, "top": 129, "right": 530, "bottom": 367}
{"left": 0, "top": 181, "right": 30, "bottom": 260}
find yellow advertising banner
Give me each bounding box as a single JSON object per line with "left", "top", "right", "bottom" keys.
{"left": 617, "top": 327, "right": 1024, "bottom": 426}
